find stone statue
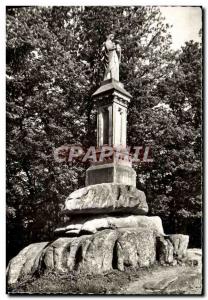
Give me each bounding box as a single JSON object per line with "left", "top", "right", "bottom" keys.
{"left": 102, "top": 34, "right": 121, "bottom": 81}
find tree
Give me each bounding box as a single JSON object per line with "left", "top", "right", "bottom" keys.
{"left": 133, "top": 40, "right": 202, "bottom": 247}
{"left": 6, "top": 6, "right": 90, "bottom": 261}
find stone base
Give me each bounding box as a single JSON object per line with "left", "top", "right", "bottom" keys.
{"left": 86, "top": 163, "right": 136, "bottom": 186}
{"left": 55, "top": 215, "right": 164, "bottom": 237}
{"left": 7, "top": 228, "right": 192, "bottom": 286}
{"left": 7, "top": 228, "right": 156, "bottom": 285}
{"left": 63, "top": 183, "right": 148, "bottom": 215}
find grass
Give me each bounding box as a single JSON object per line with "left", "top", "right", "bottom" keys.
{"left": 7, "top": 266, "right": 154, "bottom": 295}
{"left": 7, "top": 264, "right": 202, "bottom": 295}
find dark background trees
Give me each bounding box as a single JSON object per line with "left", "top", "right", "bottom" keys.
{"left": 6, "top": 6, "right": 202, "bottom": 262}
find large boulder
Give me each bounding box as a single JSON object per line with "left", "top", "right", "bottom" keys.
{"left": 156, "top": 236, "right": 174, "bottom": 265}
{"left": 168, "top": 234, "right": 189, "bottom": 259}
{"left": 39, "top": 231, "right": 118, "bottom": 274}
{"left": 156, "top": 234, "right": 190, "bottom": 266}
{"left": 116, "top": 228, "right": 156, "bottom": 271}
{"left": 55, "top": 215, "right": 164, "bottom": 236}
{"left": 7, "top": 228, "right": 156, "bottom": 285}
{"left": 7, "top": 242, "right": 48, "bottom": 286}
{"left": 63, "top": 183, "right": 148, "bottom": 215}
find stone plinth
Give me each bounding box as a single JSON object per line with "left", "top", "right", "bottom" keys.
{"left": 63, "top": 183, "right": 148, "bottom": 215}
{"left": 92, "top": 79, "right": 131, "bottom": 148}
{"left": 86, "top": 162, "right": 136, "bottom": 186}
{"left": 92, "top": 79, "right": 132, "bottom": 99}
{"left": 88, "top": 78, "right": 135, "bottom": 187}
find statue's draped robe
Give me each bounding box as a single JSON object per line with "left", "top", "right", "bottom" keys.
{"left": 103, "top": 40, "right": 120, "bottom": 81}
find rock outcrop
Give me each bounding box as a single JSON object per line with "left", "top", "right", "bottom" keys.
{"left": 156, "top": 234, "right": 190, "bottom": 266}
{"left": 7, "top": 181, "right": 195, "bottom": 290}
{"left": 6, "top": 242, "right": 48, "bottom": 285}
{"left": 7, "top": 228, "right": 156, "bottom": 286}
{"left": 7, "top": 227, "right": 193, "bottom": 287}
{"left": 64, "top": 183, "right": 148, "bottom": 215}
{"left": 116, "top": 228, "right": 156, "bottom": 271}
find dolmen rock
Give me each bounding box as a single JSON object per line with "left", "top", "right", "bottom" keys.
{"left": 6, "top": 180, "right": 193, "bottom": 288}
{"left": 55, "top": 215, "right": 164, "bottom": 236}
{"left": 63, "top": 183, "right": 148, "bottom": 215}
{"left": 168, "top": 234, "right": 189, "bottom": 260}
{"left": 7, "top": 228, "right": 156, "bottom": 286}
{"left": 156, "top": 234, "right": 190, "bottom": 266}
{"left": 7, "top": 228, "right": 192, "bottom": 286}
{"left": 156, "top": 236, "right": 174, "bottom": 265}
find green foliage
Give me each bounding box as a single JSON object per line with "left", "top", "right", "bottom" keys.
{"left": 6, "top": 6, "right": 202, "bottom": 260}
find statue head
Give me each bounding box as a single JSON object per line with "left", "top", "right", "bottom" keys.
{"left": 107, "top": 33, "right": 115, "bottom": 41}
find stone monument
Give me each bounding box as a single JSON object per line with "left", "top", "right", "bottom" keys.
{"left": 7, "top": 35, "right": 193, "bottom": 287}
{"left": 86, "top": 34, "right": 136, "bottom": 187}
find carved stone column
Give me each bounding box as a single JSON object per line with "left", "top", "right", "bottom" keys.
{"left": 86, "top": 78, "right": 135, "bottom": 186}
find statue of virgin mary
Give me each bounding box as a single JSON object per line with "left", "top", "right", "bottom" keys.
{"left": 102, "top": 34, "right": 121, "bottom": 81}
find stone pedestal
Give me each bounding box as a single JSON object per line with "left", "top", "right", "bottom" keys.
{"left": 86, "top": 162, "right": 136, "bottom": 186}
{"left": 87, "top": 78, "right": 135, "bottom": 187}
{"left": 92, "top": 78, "right": 131, "bottom": 148}
{"left": 63, "top": 183, "right": 148, "bottom": 216}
